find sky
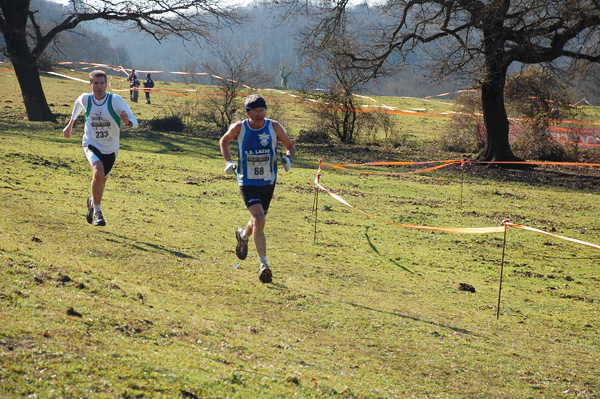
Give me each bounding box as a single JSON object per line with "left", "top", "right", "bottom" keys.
{"left": 46, "top": 0, "right": 373, "bottom": 7}
{"left": 47, "top": 0, "right": 276, "bottom": 6}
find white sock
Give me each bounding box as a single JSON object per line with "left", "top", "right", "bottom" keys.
{"left": 259, "top": 256, "right": 267, "bottom": 266}
{"left": 240, "top": 230, "right": 248, "bottom": 241}
{"left": 94, "top": 204, "right": 101, "bottom": 213}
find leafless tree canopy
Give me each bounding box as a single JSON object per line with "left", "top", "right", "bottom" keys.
{"left": 24, "top": 0, "right": 239, "bottom": 58}
{"left": 300, "top": 25, "right": 381, "bottom": 143}
{"left": 293, "top": 0, "right": 600, "bottom": 160}
{"left": 303, "top": 1, "right": 600, "bottom": 76}
{"left": 0, "top": 0, "right": 240, "bottom": 121}
{"left": 199, "top": 43, "right": 271, "bottom": 134}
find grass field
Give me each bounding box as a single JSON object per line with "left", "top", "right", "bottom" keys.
{"left": 1, "top": 71, "right": 600, "bottom": 398}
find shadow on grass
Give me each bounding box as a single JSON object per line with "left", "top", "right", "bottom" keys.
{"left": 365, "top": 226, "right": 413, "bottom": 273}
{"left": 119, "top": 129, "right": 223, "bottom": 159}
{"left": 267, "top": 281, "right": 289, "bottom": 291}
{"left": 0, "top": 122, "right": 222, "bottom": 161}
{"left": 302, "top": 142, "right": 600, "bottom": 192}
{"left": 98, "top": 231, "right": 196, "bottom": 259}
{"left": 446, "top": 162, "right": 600, "bottom": 191}
{"left": 348, "top": 302, "right": 479, "bottom": 336}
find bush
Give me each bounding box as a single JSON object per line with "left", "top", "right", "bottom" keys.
{"left": 296, "top": 129, "right": 332, "bottom": 144}
{"left": 355, "top": 111, "right": 402, "bottom": 148}
{"left": 511, "top": 120, "right": 566, "bottom": 161}
{"left": 148, "top": 115, "right": 185, "bottom": 133}
{"left": 505, "top": 67, "right": 574, "bottom": 161}
{"left": 439, "top": 90, "right": 484, "bottom": 153}
{"left": 511, "top": 134, "right": 566, "bottom": 161}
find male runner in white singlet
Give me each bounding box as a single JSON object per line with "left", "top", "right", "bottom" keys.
{"left": 220, "top": 94, "right": 296, "bottom": 283}
{"left": 63, "top": 70, "right": 138, "bottom": 226}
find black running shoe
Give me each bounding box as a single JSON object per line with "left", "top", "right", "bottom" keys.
{"left": 235, "top": 227, "right": 248, "bottom": 260}
{"left": 259, "top": 263, "right": 272, "bottom": 283}
{"left": 93, "top": 211, "right": 106, "bottom": 226}
{"left": 86, "top": 197, "right": 93, "bottom": 224}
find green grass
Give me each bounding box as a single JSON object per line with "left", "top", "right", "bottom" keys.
{"left": 1, "top": 72, "right": 600, "bottom": 398}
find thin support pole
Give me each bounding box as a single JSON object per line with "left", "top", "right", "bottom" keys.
{"left": 313, "top": 187, "right": 319, "bottom": 243}
{"left": 496, "top": 223, "right": 509, "bottom": 319}
{"left": 313, "top": 160, "right": 323, "bottom": 243}
{"left": 460, "top": 162, "right": 465, "bottom": 206}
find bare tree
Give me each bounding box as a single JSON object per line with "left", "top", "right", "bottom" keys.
{"left": 300, "top": 22, "right": 382, "bottom": 144}
{"left": 178, "top": 61, "right": 211, "bottom": 85}
{"left": 296, "top": 0, "right": 600, "bottom": 161}
{"left": 278, "top": 64, "right": 294, "bottom": 89}
{"left": 199, "top": 44, "right": 270, "bottom": 134}
{"left": 47, "top": 25, "right": 129, "bottom": 68}
{"left": 0, "top": 0, "right": 239, "bottom": 121}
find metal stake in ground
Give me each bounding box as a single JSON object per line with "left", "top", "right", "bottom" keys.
{"left": 496, "top": 221, "right": 509, "bottom": 319}
{"left": 313, "top": 159, "right": 323, "bottom": 243}
{"left": 460, "top": 160, "right": 465, "bottom": 206}
{"left": 313, "top": 187, "right": 319, "bottom": 243}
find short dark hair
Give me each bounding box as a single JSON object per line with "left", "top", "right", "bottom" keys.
{"left": 89, "top": 70, "right": 107, "bottom": 83}
{"left": 245, "top": 94, "right": 267, "bottom": 111}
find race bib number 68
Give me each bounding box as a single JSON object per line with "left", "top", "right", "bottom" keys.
{"left": 247, "top": 155, "right": 271, "bottom": 180}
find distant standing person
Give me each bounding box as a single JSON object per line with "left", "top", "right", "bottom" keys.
{"left": 131, "top": 72, "right": 140, "bottom": 103}
{"left": 128, "top": 69, "right": 136, "bottom": 101}
{"left": 143, "top": 73, "right": 154, "bottom": 104}
{"left": 63, "top": 70, "right": 138, "bottom": 226}
{"left": 220, "top": 94, "right": 296, "bottom": 283}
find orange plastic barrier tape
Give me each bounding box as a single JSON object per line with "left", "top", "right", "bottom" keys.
{"left": 303, "top": 105, "right": 453, "bottom": 118}
{"left": 36, "top": 62, "right": 600, "bottom": 137}
{"left": 365, "top": 160, "right": 459, "bottom": 166}
{"left": 45, "top": 71, "right": 88, "bottom": 83}
{"left": 37, "top": 64, "right": 600, "bottom": 133}
{"left": 44, "top": 62, "right": 461, "bottom": 112}
{"left": 552, "top": 138, "right": 600, "bottom": 148}
{"left": 553, "top": 119, "right": 600, "bottom": 127}
{"left": 330, "top": 160, "right": 459, "bottom": 168}
{"left": 425, "top": 89, "right": 478, "bottom": 99}
{"left": 329, "top": 162, "right": 458, "bottom": 176}
{"left": 315, "top": 166, "right": 600, "bottom": 249}
{"left": 327, "top": 160, "right": 462, "bottom": 176}
{"left": 315, "top": 181, "right": 505, "bottom": 234}
{"left": 464, "top": 160, "right": 600, "bottom": 167}
{"left": 506, "top": 223, "right": 600, "bottom": 250}
{"left": 327, "top": 160, "right": 600, "bottom": 175}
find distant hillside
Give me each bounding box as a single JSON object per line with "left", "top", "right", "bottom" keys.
{"left": 27, "top": 0, "right": 457, "bottom": 97}
{"left": 23, "top": 0, "right": 600, "bottom": 101}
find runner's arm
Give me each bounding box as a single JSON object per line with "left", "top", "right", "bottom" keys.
{"left": 220, "top": 122, "right": 242, "bottom": 163}
{"left": 63, "top": 94, "right": 86, "bottom": 138}
{"left": 273, "top": 121, "right": 296, "bottom": 160}
{"left": 113, "top": 95, "right": 138, "bottom": 128}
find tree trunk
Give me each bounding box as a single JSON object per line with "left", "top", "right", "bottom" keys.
{"left": 479, "top": 67, "right": 519, "bottom": 162}
{"left": 12, "top": 57, "right": 56, "bottom": 122}
{"left": 1, "top": 0, "right": 56, "bottom": 122}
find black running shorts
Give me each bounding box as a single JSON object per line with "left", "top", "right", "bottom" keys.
{"left": 86, "top": 144, "right": 116, "bottom": 176}
{"left": 239, "top": 184, "right": 276, "bottom": 214}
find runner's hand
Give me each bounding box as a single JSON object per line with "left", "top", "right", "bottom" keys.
{"left": 282, "top": 155, "right": 292, "bottom": 172}
{"left": 120, "top": 111, "right": 130, "bottom": 126}
{"left": 224, "top": 161, "right": 236, "bottom": 175}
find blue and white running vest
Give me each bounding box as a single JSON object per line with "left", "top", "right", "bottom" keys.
{"left": 237, "top": 119, "right": 278, "bottom": 187}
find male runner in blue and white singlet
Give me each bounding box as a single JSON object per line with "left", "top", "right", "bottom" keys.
{"left": 220, "top": 94, "right": 296, "bottom": 283}
{"left": 63, "top": 70, "right": 138, "bottom": 226}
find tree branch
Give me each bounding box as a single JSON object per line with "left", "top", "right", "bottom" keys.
{"left": 25, "top": 0, "right": 240, "bottom": 60}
